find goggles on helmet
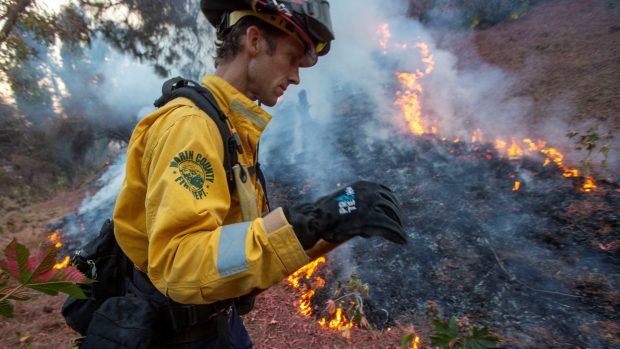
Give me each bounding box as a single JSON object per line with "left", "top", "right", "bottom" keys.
{"left": 202, "top": 0, "right": 334, "bottom": 67}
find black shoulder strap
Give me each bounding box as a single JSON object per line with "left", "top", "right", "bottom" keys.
{"left": 154, "top": 77, "right": 242, "bottom": 194}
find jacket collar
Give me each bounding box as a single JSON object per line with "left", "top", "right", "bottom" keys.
{"left": 202, "top": 75, "right": 272, "bottom": 131}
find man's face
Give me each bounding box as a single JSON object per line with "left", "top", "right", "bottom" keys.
{"left": 247, "top": 33, "right": 305, "bottom": 107}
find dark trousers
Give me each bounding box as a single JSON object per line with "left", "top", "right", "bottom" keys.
{"left": 166, "top": 306, "right": 252, "bottom": 349}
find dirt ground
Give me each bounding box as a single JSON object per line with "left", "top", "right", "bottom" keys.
{"left": 1, "top": 0, "right": 619, "bottom": 348}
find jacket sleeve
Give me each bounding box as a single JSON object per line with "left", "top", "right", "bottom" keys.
{"left": 143, "top": 111, "right": 309, "bottom": 304}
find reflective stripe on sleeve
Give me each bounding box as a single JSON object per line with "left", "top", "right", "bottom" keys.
{"left": 217, "top": 221, "right": 250, "bottom": 277}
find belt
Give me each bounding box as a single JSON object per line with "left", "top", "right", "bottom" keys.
{"left": 131, "top": 269, "right": 233, "bottom": 347}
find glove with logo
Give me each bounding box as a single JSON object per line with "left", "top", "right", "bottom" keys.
{"left": 283, "top": 181, "right": 407, "bottom": 250}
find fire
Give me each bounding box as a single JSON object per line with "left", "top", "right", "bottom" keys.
{"left": 377, "top": 23, "right": 391, "bottom": 54}
{"left": 381, "top": 22, "right": 598, "bottom": 193}
{"left": 54, "top": 256, "right": 70, "bottom": 269}
{"left": 48, "top": 229, "right": 63, "bottom": 248}
{"left": 540, "top": 147, "right": 579, "bottom": 177}
{"left": 411, "top": 336, "right": 420, "bottom": 349}
{"left": 287, "top": 256, "right": 325, "bottom": 290}
{"left": 48, "top": 228, "right": 70, "bottom": 269}
{"left": 287, "top": 257, "right": 356, "bottom": 333}
{"left": 507, "top": 138, "right": 523, "bottom": 159}
{"left": 581, "top": 176, "right": 597, "bottom": 192}
{"left": 388, "top": 26, "right": 434, "bottom": 135}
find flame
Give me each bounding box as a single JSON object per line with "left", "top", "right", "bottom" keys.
{"left": 54, "top": 256, "right": 70, "bottom": 269}
{"left": 381, "top": 25, "right": 597, "bottom": 194}
{"left": 48, "top": 228, "right": 71, "bottom": 268}
{"left": 581, "top": 176, "right": 597, "bottom": 192}
{"left": 394, "top": 42, "right": 435, "bottom": 135}
{"left": 512, "top": 181, "right": 521, "bottom": 191}
{"left": 523, "top": 138, "right": 546, "bottom": 152}
{"left": 325, "top": 307, "right": 353, "bottom": 332}
{"left": 411, "top": 336, "right": 420, "bottom": 349}
{"left": 507, "top": 138, "right": 523, "bottom": 158}
{"left": 48, "top": 229, "right": 63, "bottom": 248}
{"left": 287, "top": 257, "right": 328, "bottom": 318}
{"left": 288, "top": 257, "right": 357, "bottom": 333}
{"left": 287, "top": 256, "right": 325, "bottom": 290}
{"left": 540, "top": 147, "right": 579, "bottom": 177}
{"left": 377, "top": 23, "right": 391, "bottom": 53}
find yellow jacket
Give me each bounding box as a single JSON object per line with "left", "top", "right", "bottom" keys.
{"left": 113, "top": 75, "right": 309, "bottom": 304}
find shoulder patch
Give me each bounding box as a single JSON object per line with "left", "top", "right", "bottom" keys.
{"left": 169, "top": 150, "right": 214, "bottom": 200}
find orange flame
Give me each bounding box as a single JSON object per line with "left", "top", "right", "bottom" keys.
{"left": 581, "top": 176, "right": 597, "bottom": 192}
{"left": 512, "top": 181, "right": 521, "bottom": 191}
{"left": 288, "top": 257, "right": 358, "bottom": 333}
{"left": 287, "top": 256, "right": 325, "bottom": 290}
{"left": 507, "top": 138, "right": 523, "bottom": 159}
{"left": 54, "top": 256, "right": 70, "bottom": 269}
{"left": 382, "top": 27, "right": 597, "bottom": 194}
{"left": 48, "top": 229, "right": 63, "bottom": 249}
{"left": 49, "top": 229, "right": 70, "bottom": 268}
{"left": 411, "top": 336, "right": 420, "bottom": 349}
{"left": 395, "top": 42, "right": 435, "bottom": 135}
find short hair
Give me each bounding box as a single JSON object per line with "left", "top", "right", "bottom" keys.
{"left": 214, "top": 16, "right": 286, "bottom": 67}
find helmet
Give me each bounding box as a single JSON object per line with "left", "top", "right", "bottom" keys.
{"left": 201, "top": 0, "right": 335, "bottom": 67}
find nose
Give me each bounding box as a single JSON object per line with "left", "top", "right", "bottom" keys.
{"left": 288, "top": 66, "right": 300, "bottom": 85}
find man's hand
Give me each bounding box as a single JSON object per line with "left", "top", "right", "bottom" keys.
{"left": 284, "top": 181, "right": 407, "bottom": 250}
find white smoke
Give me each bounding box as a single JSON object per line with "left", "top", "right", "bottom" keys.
{"left": 260, "top": 0, "right": 618, "bottom": 183}
{"left": 78, "top": 153, "right": 126, "bottom": 217}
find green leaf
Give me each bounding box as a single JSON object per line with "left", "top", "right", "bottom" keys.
{"left": 430, "top": 317, "right": 461, "bottom": 349}
{"left": 0, "top": 299, "right": 14, "bottom": 318}
{"left": 464, "top": 326, "right": 501, "bottom": 349}
{"left": 27, "top": 281, "right": 87, "bottom": 299}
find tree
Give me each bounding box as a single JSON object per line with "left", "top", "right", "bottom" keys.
{"left": 79, "top": 0, "right": 214, "bottom": 77}
{"left": 0, "top": 0, "right": 89, "bottom": 78}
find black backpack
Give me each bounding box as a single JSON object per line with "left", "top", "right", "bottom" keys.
{"left": 61, "top": 77, "right": 265, "bottom": 346}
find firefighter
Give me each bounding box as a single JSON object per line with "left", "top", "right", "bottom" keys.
{"left": 111, "top": 0, "right": 407, "bottom": 348}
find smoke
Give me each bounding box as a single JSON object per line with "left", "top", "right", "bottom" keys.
{"left": 261, "top": 0, "right": 618, "bottom": 187}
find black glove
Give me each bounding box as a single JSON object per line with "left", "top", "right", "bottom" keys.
{"left": 283, "top": 181, "right": 407, "bottom": 249}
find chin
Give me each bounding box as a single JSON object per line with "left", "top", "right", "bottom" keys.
{"left": 260, "top": 97, "right": 278, "bottom": 107}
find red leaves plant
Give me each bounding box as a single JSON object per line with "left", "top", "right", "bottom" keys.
{"left": 0, "top": 238, "right": 89, "bottom": 318}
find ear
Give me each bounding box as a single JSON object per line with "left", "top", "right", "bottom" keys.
{"left": 244, "top": 25, "right": 262, "bottom": 56}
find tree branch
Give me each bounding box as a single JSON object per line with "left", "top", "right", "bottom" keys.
{"left": 0, "top": 0, "right": 34, "bottom": 45}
